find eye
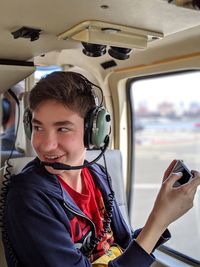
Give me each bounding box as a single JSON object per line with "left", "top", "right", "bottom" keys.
{"left": 33, "top": 125, "right": 43, "bottom": 131}
{"left": 58, "top": 127, "right": 70, "bottom": 132}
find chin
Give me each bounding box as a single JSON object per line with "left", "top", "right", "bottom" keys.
{"left": 45, "top": 166, "right": 64, "bottom": 176}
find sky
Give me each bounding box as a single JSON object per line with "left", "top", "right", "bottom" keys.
{"left": 132, "top": 71, "right": 200, "bottom": 111}
{"left": 35, "top": 66, "right": 62, "bottom": 80}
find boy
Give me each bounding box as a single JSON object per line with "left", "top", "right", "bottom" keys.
{"left": 3, "top": 71, "right": 200, "bottom": 266}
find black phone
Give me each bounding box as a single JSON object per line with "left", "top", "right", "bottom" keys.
{"left": 171, "top": 160, "right": 192, "bottom": 187}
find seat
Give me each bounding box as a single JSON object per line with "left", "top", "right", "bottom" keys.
{"left": 0, "top": 168, "right": 8, "bottom": 267}
{"left": 86, "top": 149, "right": 130, "bottom": 225}
{"left": 1, "top": 151, "right": 24, "bottom": 168}
{"left": 0, "top": 149, "right": 129, "bottom": 267}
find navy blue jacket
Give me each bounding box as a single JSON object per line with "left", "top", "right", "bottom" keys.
{"left": 3, "top": 157, "right": 170, "bottom": 266}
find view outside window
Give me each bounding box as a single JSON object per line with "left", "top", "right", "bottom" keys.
{"left": 34, "top": 65, "right": 62, "bottom": 82}
{"left": 130, "top": 71, "right": 200, "bottom": 260}
{"left": 0, "top": 82, "right": 25, "bottom": 162}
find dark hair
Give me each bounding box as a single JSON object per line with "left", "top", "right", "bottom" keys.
{"left": 29, "top": 71, "right": 96, "bottom": 118}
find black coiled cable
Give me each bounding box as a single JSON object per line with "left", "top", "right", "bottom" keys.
{"left": 80, "top": 151, "right": 115, "bottom": 257}
{"left": 1, "top": 160, "right": 20, "bottom": 267}
{"left": 0, "top": 162, "right": 11, "bottom": 227}
{"left": 0, "top": 89, "right": 21, "bottom": 266}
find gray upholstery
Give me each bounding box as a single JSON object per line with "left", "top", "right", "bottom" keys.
{"left": 86, "top": 150, "right": 130, "bottom": 225}
{"left": 1, "top": 151, "right": 24, "bottom": 167}
{"left": 0, "top": 149, "right": 129, "bottom": 267}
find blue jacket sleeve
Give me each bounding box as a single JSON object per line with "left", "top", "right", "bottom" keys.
{"left": 108, "top": 240, "right": 155, "bottom": 267}
{"left": 108, "top": 228, "right": 171, "bottom": 267}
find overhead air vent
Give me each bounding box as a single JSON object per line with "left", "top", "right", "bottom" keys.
{"left": 58, "top": 20, "right": 163, "bottom": 49}
{"left": 11, "top": 27, "right": 42, "bottom": 42}
{"left": 101, "top": 60, "right": 117, "bottom": 69}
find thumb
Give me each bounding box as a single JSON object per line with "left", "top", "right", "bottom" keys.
{"left": 163, "top": 160, "right": 177, "bottom": 181}
{"left": 165, "top": 171, "right": 183, "bottom": 187}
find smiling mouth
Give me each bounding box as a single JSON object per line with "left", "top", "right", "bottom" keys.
{"left": 44, "top": 154, "right": 65, "bottom": 162}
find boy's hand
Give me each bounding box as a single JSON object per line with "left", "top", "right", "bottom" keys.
{"left": 136, "top": 161, "right": 200, "bottom": 254}
{"left": 152, "top": 167, "right": 200, "bottom": 230}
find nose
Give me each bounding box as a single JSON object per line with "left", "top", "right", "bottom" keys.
{"left": 40, "top": 131, "right": 58, "bottom": 151}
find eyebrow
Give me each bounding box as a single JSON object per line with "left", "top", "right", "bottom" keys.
{"left": 31, "top": 118, "right": 74, "bottom": 127}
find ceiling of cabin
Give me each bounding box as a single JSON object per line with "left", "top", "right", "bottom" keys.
{"left": 0, "top": 0, "right": 200, "bottom": 90}
{"left": 0, "top": 0, "right": 200, "bottom": 61}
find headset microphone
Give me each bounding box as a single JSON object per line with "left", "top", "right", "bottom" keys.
{"left": 41, "top": 136, "right": 109, "bottom": 170}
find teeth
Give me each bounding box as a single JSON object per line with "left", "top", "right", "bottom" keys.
{"left": 46, "top": 155, "right": 61, "bottom": 159}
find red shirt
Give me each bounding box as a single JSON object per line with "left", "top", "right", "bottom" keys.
{"left": 58, "top": 167, "right": 114, "bottom": 261}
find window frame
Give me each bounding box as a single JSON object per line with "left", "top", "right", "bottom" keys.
{"left": 126, "top": 69, "right": 200, "bottom": 265}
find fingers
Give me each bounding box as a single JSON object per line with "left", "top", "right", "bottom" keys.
{"left": 188, "top": 170, "right": 200, "bottom": 188}
{"left": 164, "top": 171, "right": 183, "bottom": 187}
{"left": 163, "top": 160, "right": 177, "bottom": 181}
{"left": 165, "top": 170, "right": 200, "bottom": 191}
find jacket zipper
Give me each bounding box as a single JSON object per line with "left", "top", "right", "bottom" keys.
{"left": 63, "top": 201, "right": 97, "bottom": 238}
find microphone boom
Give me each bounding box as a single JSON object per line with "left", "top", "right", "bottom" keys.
{"left": 41, "top": 137, "right": 109, "bottom": 170}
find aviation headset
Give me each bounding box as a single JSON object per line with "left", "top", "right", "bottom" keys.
{"left": 23, "top": 73, "right": 111, "bottom": 149}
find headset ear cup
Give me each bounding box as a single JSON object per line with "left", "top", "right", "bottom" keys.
{"left": 84, "top": 107, "right": 111, "bottom": 149}
{"left": 23, "top": 108, "right": 32, "bottom": 140}
{"left": 92, "top": 107, "right": 111, "bottom": 149}
{"left": 84, "top": 108, "right": 94, "bottom": 149}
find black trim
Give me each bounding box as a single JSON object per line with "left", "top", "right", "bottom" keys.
{"left": 159, "top": 245, "right": 200, "bottom": 265}
{"left": 0, "top": 59, "right": 34, "bottom": 67}
{"left": 126, "top": 80, "right": 135, "bottom": 212}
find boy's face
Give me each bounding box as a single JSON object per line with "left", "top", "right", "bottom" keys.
{"left": 31, "top": 99, "right": 86, "bottom": 176}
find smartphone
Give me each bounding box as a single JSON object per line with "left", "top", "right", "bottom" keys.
{"left": 170, "top": 160, "right": 193, "bottom": 187}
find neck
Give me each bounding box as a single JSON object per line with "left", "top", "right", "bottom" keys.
{"left": 61, "top": 169, "right": 84, "bottom": 193}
